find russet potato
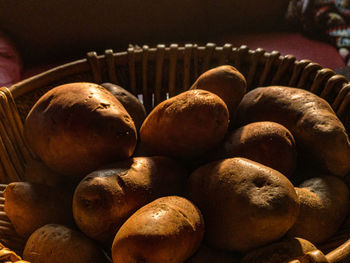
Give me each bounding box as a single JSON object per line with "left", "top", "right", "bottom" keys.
{"left": 236, "top": 86, "right": 350, "bottom": 177}
{"left": 140, "top": 89, "right": 229, "bottom": 159}
{"left": 24, "top": 82, "right": 137, "bottom": 179}
{"left": 190, "top": 65, "right": 247, "bottom": 126}
{"left": 73, "top": 156, "right": 187, "bottom": 244}
{"left": 101, "top": 82, "right": 147, "bottom": 131}
{"left": 23, "top": 224, "right": 110, "bottom": 263}
{"left": 4, "top": 182, "right": 74, "bottom": 239}
{"left": 187, "top": 157, "right": 300, "bottom": 252}
{"left": 112, "top": 196, "right": 204, "bottom": 263}
{"left": 208, "top": 121, "right": 297, "bottom": 177}
{"left": 288, "top": 176, "right": 350, "bottom": 243}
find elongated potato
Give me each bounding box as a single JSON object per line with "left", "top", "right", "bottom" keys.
{"left": 140, "top": 90, "right": 229, "bottom": 159}
{"left": 4, "top": 182, "right": 74, "bottom": 239}
{"left": 190, "top": 65, "right": 246, "bottom": 125}
{"left": 23, "top": 224, "right": 110, "bottom": 263}
{"left": 236, "top": 86, "right": 350, "bottom": 177}
{"left": 208, "top": 121, "right": 297, "bottom": 177}
{"left": 24, "top": 82, "right": 137, "bottom": 178}
{"left": 288, "top": 176, "right": 350, "bottom": 243}
{"left": 73, "top": 156, "right": 187, "bottom": 244}
{"left": 187, "top": 157, "right": 300, "bottom": 252}
{"left": 112, "top": 196, "right": 204, "bottom": 263}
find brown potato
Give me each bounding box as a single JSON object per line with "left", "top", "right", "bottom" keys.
{"left": 288, "top": 176, "right": 350, "bottom": 243}
{"left": 112, "top": 196, "right": 204, "bottom": 263}
{"left": 101, "top": 83, "right": 147, "bottom": 131}
{"left": 208, "top": 121, "right": 297, "bottom": 177}
{"left": 24, "top": 158, "right": 64, "bottom": 186}
{"left": 190, "top": 65, "right": 247, "bottom": 126}
{"left": 187, "top": 157, "right": 300, "bottom": 252}
{"left": 73, "top": 156, "right": 187, "bottom": 244}
{"left": 186, "top": 244, "right": 240, "bottom": 263}
{"left": 4, "top": 182, "right": 74, "bottom": 239}
{"left": 24, "top": 82, "right": 137, "bottom": 179}
{"left": 235, "top": 86, "right": 350, "bottom": 177}
{"left": 241, "top": 237, "right": 322, "bottom": 263}
{"left": 140, "top": 90, "right": 229, "bottom": 159}
{"left": 23, "top": 224, "right": 110, "bottom": 263}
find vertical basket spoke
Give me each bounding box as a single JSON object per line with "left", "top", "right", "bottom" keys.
{"left": 183, "top": 44, "right": 193, "bottom": 92}
{"left": 86, "top": 51, "right": 102, "bottom": 83}
{"left": 168, "top": 44, "right": 178, "bottom": 97}
{"left": 105, "top": 49, "right": 118, "bottom": 84}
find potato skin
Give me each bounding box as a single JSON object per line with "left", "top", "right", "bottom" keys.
{"left": 186, "top": 244, "right": 240, "bottom": 263}
{"left": 208, "top": 121, "right": 297, "bottom": 177}
{"left": 24, "top": 82, "right": 137, "bottom": 178}
{"left": 140, "top": 89, "right": 229, "bottom": 159}
{"left": 236, "top": 86, "right": 350, "bottom": 177}
{"left": 241, "top": 237, "right": 319, "bottom": 263}
{"left": 73, "top": 156, "right": 187, "bottom": 244}
{"left": 24, "top": 159, "right": 64, "bottom": 186}
{"left": 4, "top": 182, "right": 74, "bottom": 239}
{"left": 23, "top": 224, "right": 110, "bottom": 263}
{"left": 190, "top": 65, "right": 246, "bottom": 125}
{"left": 101, "top": 82, "right": 146, "bottom": 131}
{"left": 112, "top": 196, "right": 204, "bottom": 263}
{"left": 288, "top": 176, "right": 350, "bottom": 243}
{"left": 187, "top": 157, "right": 300, "bottom": 252}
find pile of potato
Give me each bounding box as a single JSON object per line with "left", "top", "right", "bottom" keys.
{"left": 4, "top": 65, "right": 350, "bottom": 263}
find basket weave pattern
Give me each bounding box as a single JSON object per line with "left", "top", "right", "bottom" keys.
{"left": 0, "top": 43, "right": 349, "bottom": 262}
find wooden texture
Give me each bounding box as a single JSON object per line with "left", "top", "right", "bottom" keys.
{"left": 0, "top": 43, "right": 348, "bottom": 262}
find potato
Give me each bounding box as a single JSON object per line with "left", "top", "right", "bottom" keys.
{"left": 4, "top": 182, "right": 74, "bottom": 239}
{"left": 241, "top": 237, "right": 323, "bottom": 263}
{"left": 23, "top": 224, "right": 110, "bottom": 263}
{"left": 112, "top": 196, "right": 204, "bottom": 263}
{"left": 73, "top": 156, "right": 187, "bottom": 244}
{"left": 235, "top": 86, "right": 350, "bottom": 177}
{"left": 24, "top": 158, "right": 64, "bottom": 186}
{"left": 140, "top": 90, "right": 229, "bottom": 159}
{"left": 190, "top": 65, "right": 246, "bottom": 126}
{"left": 186, "top": 244, "right": 240, "bottom": 263}
{"left": 24, "top": 82, "right": 137, "bottom": 178}
{"left": 187, "top": 157, "right": 300, "bottom": 252}
{"left": 101, "top": 83, "right": 147, "bottom": 130}
{"left": 287, "top": 176, "right": 350, "bottom": 243}
{"left": 208, "top": 121, "right": 297, "bottom": 177}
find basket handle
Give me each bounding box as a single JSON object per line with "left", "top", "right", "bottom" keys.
{"left": 326, "top": 239, "right": 350, "bottom": 263}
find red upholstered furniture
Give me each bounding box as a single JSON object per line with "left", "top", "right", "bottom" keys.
{"left": 0, "top": 0, "right": 346, "bottom": 86}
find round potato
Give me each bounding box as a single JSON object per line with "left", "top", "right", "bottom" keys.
{"left": 112, "top": 196, "right": 204, "bottom": 263}
{"left": 187, "top": 157, "right": 300, "bottom": 252}
{"left": 73, "top": 156, "right": 187, "bottom": 244}
{"left": 4, "top": 182, "right": 74, "bottom": 239}
{"left": 101, "top": 82, "right": 147, "bottom": 130}
{"left": 190, "top": 65, "right": 246, "bottom": 126}
{"left": 241, "top": 237, "right": 322, "bottom": 263}
{"left": 23, "top": 224, "right": 110, "bottom": 263}
{"left": 235, "top": 86, "right": 350, "bottom": 177}
{"left": 24, "top": 82, "right": 137, "bottom": 178}
{"left": 208, "top": 121, "right": 297, "bottom": 177}
{"left": 288, "top": 176, "right": 350, "bottom": 243}
{"left": 140, "top": 89, "right": 229, "bottom": 159}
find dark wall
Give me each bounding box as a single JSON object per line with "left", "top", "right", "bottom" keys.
{"left": 0, "top": 0, "right": 289, "bottom": 64}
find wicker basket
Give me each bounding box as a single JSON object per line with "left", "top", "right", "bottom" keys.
{"left": 0, "top": 43, "right": 350, "bottom": 262}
